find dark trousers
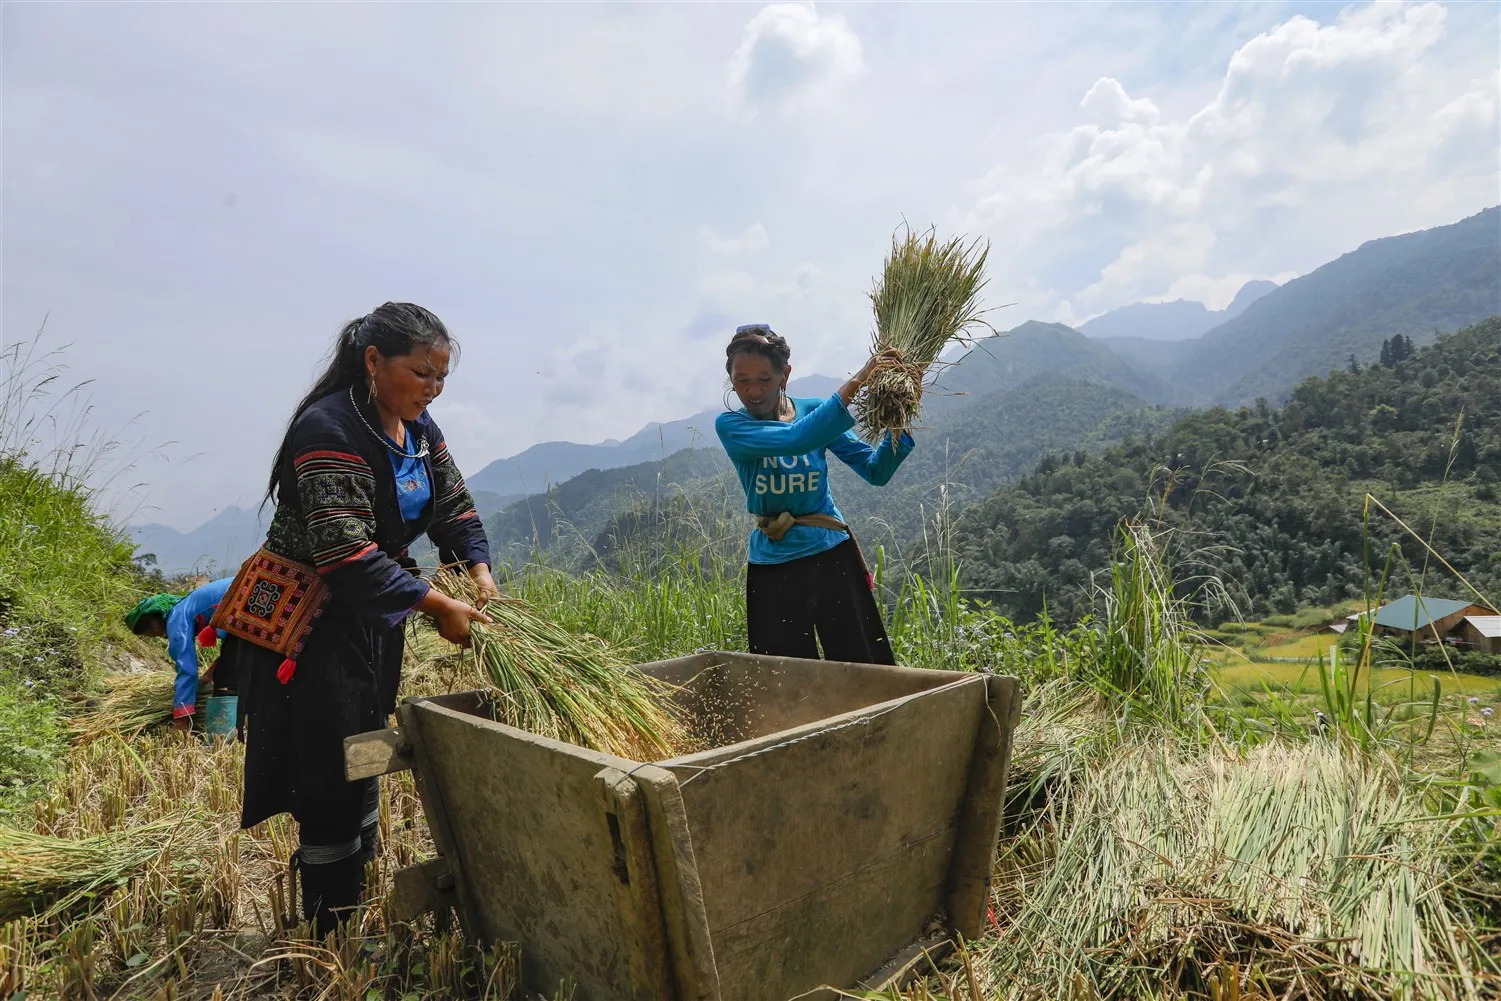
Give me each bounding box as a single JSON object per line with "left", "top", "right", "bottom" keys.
{"left": 746, "top": 539, "right": 896, "bottom": 665}
{"left": 209, "top": 655, "right": 237, "bottom": 696}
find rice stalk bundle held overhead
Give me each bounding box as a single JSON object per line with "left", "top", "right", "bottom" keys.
{"left": 430, "top": 570, "right": 690, "bottom": 760}
{"left": 857, "top": 225, "right": 992, "bottom": 443}
{"left": 0, "top": 817, "right": 210, "bottom": 923}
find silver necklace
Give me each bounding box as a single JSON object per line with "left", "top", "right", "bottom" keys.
{"left": 350, "top": 387, "right": 429, "bottom": 459}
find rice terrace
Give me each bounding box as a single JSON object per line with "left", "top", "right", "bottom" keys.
{"left": 4, "top": 2, "right": 1501, "bottom": 1000}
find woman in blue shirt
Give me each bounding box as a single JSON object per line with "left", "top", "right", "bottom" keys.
{"left": 715, "top": 324, "right": 914, "bottom": 664}
{"left": 125, "top": 576, "right": 233, "bottom": 731}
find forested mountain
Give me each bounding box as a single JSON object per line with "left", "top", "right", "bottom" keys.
{"left": 1166, "top": 206, "right": 1500, "bottom": 406}
{"left": 826, "top": 376, "right": 1179, "bottom": 551}
{"left": 926, "top": 322, "right": 1177, "bottom": 410}
{"left": 581, "top": 375, "right": 1183, "bottom": 568}
{"left": 954, "top": 317, "right": 1501, "bottom": 624}
{"left": 474, "top": 447, "right": 730, "bottom": 566}
{"left": 134, "top": 210, "right": 1501, "bottom": 582}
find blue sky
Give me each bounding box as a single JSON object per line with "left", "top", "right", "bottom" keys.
{"left": 4, "top": 1, "right": 1497, "bottom": 529}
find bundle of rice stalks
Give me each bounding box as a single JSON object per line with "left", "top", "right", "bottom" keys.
{"left": 856, "top": 225, "right": 991, "bottom": 443}
{"left": 70, "top": 670, "right": 207, "bottom": 743}
{"left": 983, "top": 740, "right": 1495, "bottom": 1000}
{"left": 430, "top": 570, "right": 690, "bottom": 760}
{"left": 0, "top": 816, "right": 210, "bottom": 923}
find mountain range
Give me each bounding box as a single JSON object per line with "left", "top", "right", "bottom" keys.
{"left": 1077, "top": 279, "right": 1278, "bottom": 342}
{"left": 131, "top": 206, "right": 1500, "bottom": 577}
{"left": 465, "top": 375, "right": 842, "bottom": 497}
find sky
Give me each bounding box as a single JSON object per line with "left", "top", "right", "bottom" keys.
{"left": 4, "top": 0, "right": 1497, "bottom": 530}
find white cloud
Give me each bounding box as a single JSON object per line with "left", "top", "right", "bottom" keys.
{"left": 702, "top": 223, "right": 770, "bottom": 256}
{"left": 967, "top": 0, "right": 1500, "bottom": 318}
{"left": 727, "top": 2, "right": 864, "bottom": 116}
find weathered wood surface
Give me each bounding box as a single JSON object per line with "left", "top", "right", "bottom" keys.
{"left": 634, "top": 764, "right": 722, "bottom": 1001}
{"left": 407, "top": 699, "right": 653, "bottom": 1001}
{"left": 379, "top": 654, "right": 1021, "bottom": 1001}
{"left": 343, "top": 727, "right": 411, "bottom": 781}
{"left": 643, "top": 651, "right": 965, "bottom": 749}
{"left": 945, "top": 673, "right": 1022, "bottom": 939}
{"left": 388, "top": 857, "right": 454, "bottom": 924}
{"left": 596, "top": 767, "right": 677, "bottom": 1000}
{"left": 666, "top": 675, "right": 986, "bottom": 1001}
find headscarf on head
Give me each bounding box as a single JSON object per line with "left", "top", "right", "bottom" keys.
{"left": 124, "top": 593, "right": 186, "bottom": 632}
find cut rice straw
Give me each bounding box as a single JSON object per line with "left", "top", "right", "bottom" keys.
{"left": 71, "top": 670, "right": 208, "bottom": 743}
{"left": 857, "top": 223, "right": 993, "bottom": 443}
{"left": 983, "top": 738, "right": 1494, "bottom": 1000}
{"left": 430, "top": 569, "right": 690, "bottom": 760}
{"left": 0, "top": 815, "right": 212, "bottom": 923}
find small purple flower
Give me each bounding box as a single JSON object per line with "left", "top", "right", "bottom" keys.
{"left": 1484, "top": 707, "right": 1494, "bottom": 719}
{"left": 1469, "top": 696, "right": 1481, "bottom": 705}
{"left": 1, "top": 628, "right": 18, "bottom": 639}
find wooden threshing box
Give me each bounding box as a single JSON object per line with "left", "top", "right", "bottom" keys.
{"left": 346, "top": 651, "right": 1021, "bottom": 1001}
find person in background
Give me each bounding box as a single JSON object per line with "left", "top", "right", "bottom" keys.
{"left": 715, "top": 324, "right": 914, "bottom": 665}
{"left": 124, "top": 576, "right": 233, "bottom": 731}
{"left": 222, "top": 301, "right": 495, "bottom": 938}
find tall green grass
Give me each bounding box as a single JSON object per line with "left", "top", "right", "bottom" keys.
{"left": 0, "top": 333, "right": 157, "bottom": 812}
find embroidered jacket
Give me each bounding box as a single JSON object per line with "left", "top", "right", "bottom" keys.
{"left": 262, "top": 390, "right": 491, "bottom": 629}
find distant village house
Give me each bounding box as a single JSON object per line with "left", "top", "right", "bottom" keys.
{"left": 1328, "top": 594, "right": 1499, "bottom": 652}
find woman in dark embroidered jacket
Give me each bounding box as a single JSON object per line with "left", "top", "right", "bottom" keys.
{"left": 225, "top": 302, "right": 495, "bottom": 935}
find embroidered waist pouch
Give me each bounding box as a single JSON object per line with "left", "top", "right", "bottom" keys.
{"left": 210, "top": 548, "right": 331, "bottom": 684}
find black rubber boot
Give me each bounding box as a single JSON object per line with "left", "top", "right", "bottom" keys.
{"left": 300, "top": 851, "right": 365, "bottom": 939}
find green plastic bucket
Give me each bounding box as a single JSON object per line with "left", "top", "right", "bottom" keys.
{"left": 204, "top": 695, "right": 238, "bottom": 740}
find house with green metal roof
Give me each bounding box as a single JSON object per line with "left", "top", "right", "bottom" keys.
{"left": 1350, "top": 594, "right": 1498, "bottom": 644}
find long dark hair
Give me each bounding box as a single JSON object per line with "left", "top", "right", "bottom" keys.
{"left": 265, "top": 302, "right": 457, "bottom": 504}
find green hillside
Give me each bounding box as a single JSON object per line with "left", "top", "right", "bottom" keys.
{"left": 474, "top": 320, "right": 1185, "bottom": 571}
{"left": 1169, "top": 206, "right": 1500, "bottom": 406}
{"left": 955, "top": 316, "right": 1501, "bottom": 623}
{"left": 828, "top": 375, "right": 1181, "bottom": 551}
{"left": 478, "top": 446, "right": 732, "bottom": 566}
{"left": 928, "top": 321, "right": 1177, "bottom": 411}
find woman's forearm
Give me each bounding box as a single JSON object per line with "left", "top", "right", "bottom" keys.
{"left": 838, "top": 376, "right": 863, "bottom": 406}
{"left": 416, "top": 585, "right": 456, "bottom": 617}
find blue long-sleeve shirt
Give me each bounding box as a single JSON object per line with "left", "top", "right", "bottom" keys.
{"left": 715, "top": 393, "right": 914, "bottom": 565}
{"left": 166, "top": 577, "right": 233, "bottom": 716}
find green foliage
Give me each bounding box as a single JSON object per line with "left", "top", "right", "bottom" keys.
{"left": 831, "top": 375, "right": 1182, "bottom": 552}
{"left": 0, "top": 336, "right": 158, "bottom": 810}
{"left": 1086, "top": 523, "right": 1214, "bottom": 728}
{"left": 1407, "top": 646, "right": 1501, "bottom": 676}
{"left": 474, "top": 447, "right": 732, "bottom": 569}
{"left": 0, "top": 683, "right": 66, "bottom": 816}
{"left": 955, "top": 316, "right": 1501, "bottom": 623}
{"left": 0, "top": 457, "right": 143, "bottom": 686}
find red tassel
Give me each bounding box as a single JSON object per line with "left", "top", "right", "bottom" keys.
{"left": 277, "top": 658, "right": 297, "bottom": 684}
{"left": 197, "top": 625, "right": 219, "bottom": 648}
